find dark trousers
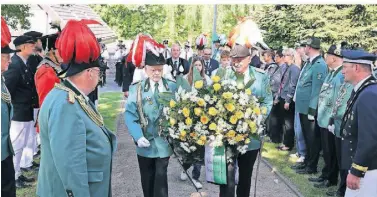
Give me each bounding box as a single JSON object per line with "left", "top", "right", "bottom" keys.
{"left": 1, "top": 155, "right": 16, "bottom": 197}
{"left": 137, "top": 155, "right": 170, "bottom": 197}
{"left": 268, "top": 100, "right": 295, "bottom": 148}
{"left": 182, "top": 163, "right": 201, "bottom": 180}
{"left": 319, "top": 128, "right": 338, "bottom": 184}
{"left": 219, "top": 149, "right": 259, "bottom": 197}
{"left": 299, "top": 113, "right": 321, "bottom": 170}
{"left": 268, "top": 104, "right": 282, "bottom": 143}
{"left": 335, "top": 137, "right": 347, "bottom": 195}
{"left": 280, "top": 100, "right": 295, "bottom": 148}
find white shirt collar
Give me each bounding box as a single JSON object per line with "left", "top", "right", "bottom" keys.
{"left": 66, "top": 79, "right": 89, "bottom": 102}
{"left": 17, "top": 54, "right": 28, "bottom": 65}
{"left": 332, "top": 65, "right": 342, "bottom": 72}
{"left": 309, "top": 54, "right": 320, "bottom": 63}
{"left": 354, "top": 75, "right": 371, "bottom": 92}
{"left": 149, "top": 78, "right": 164, "bottom": 93}
{"left": 243, "top": 66, "right": 250, "bottom": 85}
{"left": 172, "top": 57, "right": 179, "bottom": 62}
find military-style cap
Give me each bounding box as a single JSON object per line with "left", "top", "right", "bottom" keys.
{"left": 13, "top": 35, "right": 35, "bottom": 47}
{"left": 342, "top": 49, "right": 377, "bottom": 65}
{"left": 230, "top": 44, "right": 251, "bottom": 58}
{"left": 145, "top": 51, "right": 166, "bottom": 66}
{"left": 326, "top": 44, "right": 342, "bottom": 57}
{"left": 307, "top": 37, "right": 321, "bottom": 49}
{"left": 23, "top": 31, "right": 43, "bottom": 41}
{"left": 41, "top": 34, "right": 59, "bottom": 51}
{"left": 295, "top": 40, "right": 308, "bottom": 48}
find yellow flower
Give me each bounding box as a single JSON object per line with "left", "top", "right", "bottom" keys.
{"left": 254, "top": 107, "right": 261, "bottom": 116}
{"left": 182, "top": 107, "right": 190, "bottom": 117}
{"left": 200, "top": 135, "right": 207, "bottom": 141}
{"left": 180, "top": 130, "right": 187, "bottom": 137}
{"left": 261, "top": 107, "right": 267, "bottom": 115}
{"left": 197, "top": 98, "right": 206, "bottom": 107}
{"left": 169, "top": 100, "right": 176, "bottom": 108}
{"left": 248, "top": 121, "right": 257, "bottom": 133}
{"left": 213, "top": 83, "right": 221, "bottom": 91}
{"left": 170, "top": 118, "right": 176, "bottom": 126}
{"left": 209, "top": 123, "right": 217, "bottom": 130}
{"left": 245, "top": 138, "right": 251, "bottom": 144}
{"left": 245, "top": 89, "right": 252, "bottom": 95}
{"left": 222, "top": 92, "right": 233, "bottom": 100}
{"left": 185, "top": 117, "right": 193, "bottom": 126}
{"left": 237, "top": 83, "right": 245, "bottom": 89}
{"left": 196, "top": 139, "right": 205, "bottom": 146}
{"left": 246, "top": 108, "right": 252, "bottom": 114}
{"left": 211, "top": 75, "right": 221, "bottom": 83}
{"left": 208, "top": 107, "right": 218, "bottom": 116}
{"left": 194, "top": 80, "right": 204, "bottom": 89}
{"left": 190, "top": 132, "right": 197, "bottom": 137}
{"left": 226, "top": 130, "right": 236, "bottom": 138}
{"left": 200, "top": 115, "right": 209, "bottom": 124}
{"left": 235, "top": 134, "right": 244, "bottom": 142}
{"left": 194, "top": 108, "right": 202, "bottom": 116}
{"left": 235, "top": 111, "right": 244, "bottom": 119}
{"left": 224, "top": 103, "right": 235, "bottom": 112}
{"left": 180, "top": 136, "right": 186, "bottom": 141}
{"left": 230, "top": 115, "right": 238, "bottom": 124}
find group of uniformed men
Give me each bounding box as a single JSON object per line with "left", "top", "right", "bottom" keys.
{"left": 1, "top": 14, "right": 377, "bottom": 197}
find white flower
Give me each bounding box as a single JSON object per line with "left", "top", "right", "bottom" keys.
{"left": 180, "top": 142, "right": 191, "bottom": 153}
{"left": 209, "top": 135, "right": 215, "bottom": 141}
{"left": 233, "top": 93, "right": 239, "bottom": 99}
{"left": 189, "top": 146, "right": 197, "bottom": 152}
{"left": 204, "top": 95, "right": 211, "bottom": 102}
{"left": 163, "top": 107, "right": 169, "bottom": 116}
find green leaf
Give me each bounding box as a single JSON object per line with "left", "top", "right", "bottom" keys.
{"left": 193, "top": 66, "right": 203, "bottom": 83}
{"left": 158, "top": 92, "right": 175, "bottom": 106}
{"left": 176, "top": 75, "right": 192, "bottom": 91}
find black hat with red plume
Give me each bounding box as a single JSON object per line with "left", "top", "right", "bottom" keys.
{"left": 55, "top": 19, "right": 102, "bottom": 77}
{"left": 1, "top": 17, "right": 20, "bottom": 54}
{"left": 126, "top": 33, "right": 166, "bottom": 68}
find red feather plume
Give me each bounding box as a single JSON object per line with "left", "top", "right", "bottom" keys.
{"left": 127, "top": 33, "right": 165, "bottom": 68}
{"left": 1, "top": 17, "right": 12, "bottom": 48}
{"left": 55, "top": 19, "right": 102, "bottom": 64}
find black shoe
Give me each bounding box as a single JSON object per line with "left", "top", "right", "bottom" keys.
{"left": 326, "top": 190, "right": 344, "bottom": 197}
{"left": 296, "top": 167, "right": 318, "bottom": 175}
{"left": 308, "top": 176, "right": 325, "bottom": 182}
{"left": 314, "top": 180, "right": 337, "bottom": 188}
{"left": 15, "top": 179, "right": 31, "bottom": 188}
{"left": 18, "top": 175, "right": 35, "bottom": 183}
{"left": 291, "top": 163, "right": 306, "bottom": 170}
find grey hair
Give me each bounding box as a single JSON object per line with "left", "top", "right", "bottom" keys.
{"left": 282, "top": 48, "right": 296, "bottom": 57}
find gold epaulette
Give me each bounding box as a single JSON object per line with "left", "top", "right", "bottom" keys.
{"left": 54, "top": 83, "right": 104, "bottom": 127}
{"left": 1, "top": 91, "right": 11, "bottom": 104}
{"left": 352, "top": 163, "right": 368, "bottom": 172}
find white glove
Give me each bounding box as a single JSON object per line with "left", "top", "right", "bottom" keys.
{"left": 137, "top": 137, "right": 150, "bottom": 148}
{"left": 308, "top": 115, "right": 315, "bottom": 121}
{"left": 328, "top": 124, "right": 335, "bottom": 134}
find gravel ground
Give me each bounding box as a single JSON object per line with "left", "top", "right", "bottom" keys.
{"left": 111, "top": 113, "right": 297, "bottom": 197}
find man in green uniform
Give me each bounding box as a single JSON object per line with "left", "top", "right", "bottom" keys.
{"left": 125, "top": 35, "right": 177, "bottom": 197}
{"left": 294, "top": 37, "right": 328, "bottom": 174}
{"left": 1, "top": 16, "right": 19, "bottom": 197}
{"left": 310, "top": 45, "right": 344, "bottom": 188}
{"left": 36, "top": 19, "right": 117, "bottom": 197}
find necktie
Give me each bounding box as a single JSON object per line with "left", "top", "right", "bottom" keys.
{"left": 174, "top": 61, "right": 178, "bottom": 70}
{"left": 154, "top": 82, "right": 160, "bottom": 104}
{"left": 235, "top": 72, "right": 245, "bottom": 85}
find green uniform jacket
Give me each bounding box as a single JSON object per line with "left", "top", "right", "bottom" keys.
{"left": 37, "top": 80, "right": 117, "bottom": 197}
{"left": 229, "top": 66, "right": 273, "bottom": 151}
{"left": 125, "top": 78, "right": 177, "bottom": 158}
{"left": 331, "top": 79, "right": 353, "bottom": 138}
{"left": 317, "top": 67, "right": 343, "bottom": 128}
{"left": 1, "top": 77, "right": 14, "bottom": 161}
{"left": 295, "top": 56, "right": 328, "bottom": 116}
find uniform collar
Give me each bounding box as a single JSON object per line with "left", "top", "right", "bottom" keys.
{"left": 309, "top": 54, "right": 320, "bottom": 63}
{"left": 65, "top": 79, "right": 89, "bottom": 102}
{"left": 172, "top": 57, "right": 180, "bottom": 62}
{"left": 16, "top": 54, "right": 28, "bottom": 65}
{"left": 332, "top": 65, "right": 342, "bottom": 72}
{"left": 148, "top": 78, "right": 164, "bottom": 93}
{"left": 354, "top": 75, "right": 371, "bottom": 92}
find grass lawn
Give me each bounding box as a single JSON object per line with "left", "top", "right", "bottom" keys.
{"left": 16, "top": 92, "right": 123, "bottom": 197}
{"left": 262, "top": 141, "right": 337, "bottom": 197}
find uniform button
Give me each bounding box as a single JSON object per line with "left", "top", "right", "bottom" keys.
{"left": 342, "top": 138, "right": 344, "bottom": 140}
{"left": 350, "top": 141, "right": 352, "bottom": 144}
{"left": 350, "top": 148, "right": 353, "bottom": 151}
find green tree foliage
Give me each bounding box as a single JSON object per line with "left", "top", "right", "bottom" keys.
{"left": 92, "top": 4, "right": 377, "bottom": 51}
{"left": 1, "top": 5, "right": 33, "bottom": 30}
